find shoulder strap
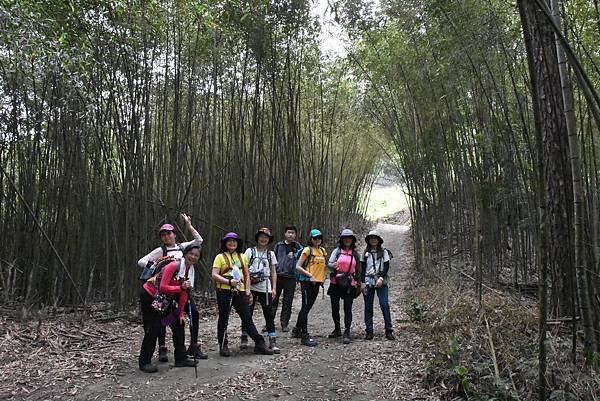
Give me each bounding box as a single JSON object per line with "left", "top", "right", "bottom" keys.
{"left": 222, "top": 252, "right": 232, "bottom": 271}
{"left": 303, "top": 246, "right": 313, "bottom": 268}
{"left": 161, "top": 245, "right": 168, "bottom": 257}
{"left": 177, "top": 243, "right": 184, "bottom": 252}
{"left": 250, "top": 247, "right": 257, "bottom": 265}
{"left": 237, "top": 252, "right": 245, "bottom": 269}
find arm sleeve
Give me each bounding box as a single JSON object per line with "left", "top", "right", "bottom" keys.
{"left": 380, "top": 261, "right": 390, "bottom": 278}
{"left": 138, "top": 247, "right": 163, "bottom": 269}
{"left": 270, "top": 251, "right": 278, "bottom": 266}
{"left": 360, "top": 260, "right": 366, "bottom": 282}
{"left": 177, "top": 291, "right": 189, "bottom": 318}
{"left": 327, "top": 248, "right": 339, "bottom": 268}
{"left": 180, "top": 225, "right": 204, "bottom": 249}
{"left": 159, "top": 262, "right": 184, "bottom": 295}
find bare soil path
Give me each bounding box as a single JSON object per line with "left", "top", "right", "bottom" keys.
{"left": 6, "top": 223, "right": 439, "bottom": 401}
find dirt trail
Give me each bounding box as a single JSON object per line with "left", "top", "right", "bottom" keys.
{"left": 76, "top": 223, "right": 439, "bottom": 401}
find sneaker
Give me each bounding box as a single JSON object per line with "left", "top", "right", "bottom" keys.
{"left": 281, "top": 324, "right": 289, "bottom": 333}
{"left": 342, "top": 329, "right": 352, "bottom": 345}
{"left": 158, "top": 346, "right": 168, "bottom": 363}
{"left": 174, "top": 358, "right": 198, "bottom": 367}
{"left": 365, "top": 332, "right": 374, "bottom": 340}
{"left": 269, "top": 337, "right": 281, "bottom": 354}
{"left": 187, "top": 344, "right": 208, "bottom": 360}
{"left": 291, "top": 326, "right": 302, "bottom": 339}
{"left": 301, "top": 335, "right": 318, "bottom": 347}
{"left": 254, "top": 341, "right": 275, "bottom": 355}
{"left": 240, "top": 334, "right": 248, "bottom": 350}
{"left": 219, "top": 344, "right": 231, "bottom": 357}
{"left": 139, "top": 363, "right": 158, "bottom": 373}
{"left": 328, "top": 328, "right": 342, "bottom": 339}
{"left": 385, "top": 331, "right": 395, "bottom": 341}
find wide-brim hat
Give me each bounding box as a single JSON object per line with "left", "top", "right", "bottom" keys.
{"left": 255, "top": 227, "right": 274, "bottom": 244}
{"left": 365, "top": 230, "right": 383, "bottom": 244}
{"left": 222, "top": 231, "right": 242, "bottom": 245}
{"left": 339, "top": 228, "right": 356, "bottom": 241}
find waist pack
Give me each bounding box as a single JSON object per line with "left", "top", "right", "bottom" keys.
{"left": 335, "top": 272, "right": 352, "bottom": 289}
{"left": 151, "top": 292, "right": 176, "bottom": 316}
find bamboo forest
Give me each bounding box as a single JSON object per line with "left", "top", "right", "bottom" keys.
{"left": 1, "top": 0, "right": 600, "bottom": 400}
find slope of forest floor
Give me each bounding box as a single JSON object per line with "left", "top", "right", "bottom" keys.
{"left": 407, "top": 261, "right": 600, "bottom": 401}
{"left": 1, "top": 222, "right": 441, "bottom": 401}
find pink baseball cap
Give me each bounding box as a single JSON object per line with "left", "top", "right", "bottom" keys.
{"left": 159, "top": 224, "right": 175, "bottom": 234}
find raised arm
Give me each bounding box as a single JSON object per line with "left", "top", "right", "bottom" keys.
{"left": 180, "top": 213, "right": 203, "bottom": 248}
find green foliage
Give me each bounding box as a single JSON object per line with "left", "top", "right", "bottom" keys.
{"left": 407, "top": 297, "right": 430, "bottom": 322}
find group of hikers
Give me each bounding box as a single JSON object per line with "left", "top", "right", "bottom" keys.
{"left": 136, "top": 214, "right": 395, "bottom": 373}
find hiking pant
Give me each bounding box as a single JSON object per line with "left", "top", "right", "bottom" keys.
{"left": 295, "top": 281, "right": 320, "bottom": 335}
{"left": 247, "top": 290, "right": 276, "bottom": 335}
{"left": 216, "top": 289, "right": 265, "bottom": 349}
{"left": 272, "top": 276, "right": 296, "bottom": 327}
{"left": 158, "top": 326, "right": 166, "bottom": 347}
{"left": 330, "top": 293, "right": 354, "bottom": 331}
{"left": 364, "top": 285, "right": 393, "bottom": 333}
{"left": 138, "top": 289, "right": 187, "bottom": 367}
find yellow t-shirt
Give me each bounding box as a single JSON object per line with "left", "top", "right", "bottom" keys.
{"left": 301, "top": 246, "right": 327, "bottom": 283}
{"left": 213, "top": 252, "right": 249, "bottom": 291}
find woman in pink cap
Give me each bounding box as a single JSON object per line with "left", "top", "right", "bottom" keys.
{"left": 327, "top": 229, "right": 362, "bottom": 344}
{"left": 137, "top": 213, "right": 206, "bottom": 362}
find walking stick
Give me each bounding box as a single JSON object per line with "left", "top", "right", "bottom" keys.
{"left": 187, "top": 301, "right": 197, "bottom": 378}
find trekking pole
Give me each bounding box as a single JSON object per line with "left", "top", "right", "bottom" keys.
{"left": 187, "top": 301, "right": 198, "bottom": 378}
{"left": 221, "top": 288, "right": 235, "bottom": 351}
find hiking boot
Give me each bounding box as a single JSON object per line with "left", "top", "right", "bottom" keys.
{"left": 187, "top": 343, "right": 208, "bottom": 360}
{"left": 291, "top": 326, "right": 302, "bottom": 339}
{"left": 328, "top": 328, "right": 342, "bottom": 338}
{"left": 365, "top": 332, "right": 374, "bottom": 340}
{"left": 240, "top": 334, "right": 248, "bottom": 350}
{"left": 219, "top": 344, "right": 231, "bottom": 357}
{"left": 301, "top": 335, "right": 318, "bottom": 347}
{"left": 174, "top": 358, "right": 198, "bottom": 367}
{"left": 342, "top": 329, "right": 352, "bottom": 345}
{"left": 269, "top": 337, "right": 281, "bottom": 354}
{"left": 254, "top": 341, "right": 275, "bottom": 355}
{"left": 281, "top": 324, "right": 289, "bottom": 332}
{"left": 158, "top": 346, "right": 168, "bottom": 362}
{"left": 139, "top": 363, "right": 158, "bottom": 373}
{"left": 385, "top": 331, "right": 395, "bottom": 341}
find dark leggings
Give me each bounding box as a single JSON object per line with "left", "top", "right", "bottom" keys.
{"left": 295, "top": 281, "right": 321, "bottom": 335}
{"left": 330, "top": 293, "right": 354, "bottom": 330}
{"left": 216, "top": 289, "right": 265, "bottom": 348}
{"left": 138, "top": 289, "right": 186, "bottom": 367}
{"left": 248, "top": 290, "right": 276, "bottom": 334}
{"left": 272, "top": 276, "right": 296, "bottom": 327}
